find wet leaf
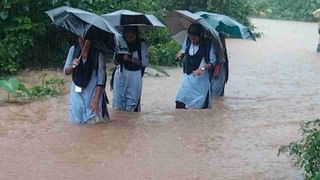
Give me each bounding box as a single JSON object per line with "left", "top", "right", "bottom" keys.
{"left": 0, "top": 77, "right": 19, "bottom": 94}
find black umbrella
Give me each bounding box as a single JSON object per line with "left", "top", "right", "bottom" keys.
{"left": 102, "top": 9, "right": 165, "bottom": 31}
{"left": 46, "top": 6, "right": 119, "bottom": 52}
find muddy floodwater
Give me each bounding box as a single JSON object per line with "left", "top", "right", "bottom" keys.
{"left": 1, "top": 18, "right": 320, "bottom": 180}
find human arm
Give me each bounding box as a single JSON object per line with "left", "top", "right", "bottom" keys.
{"left": 90, "top": 53, "right": 107, "bottom": 113}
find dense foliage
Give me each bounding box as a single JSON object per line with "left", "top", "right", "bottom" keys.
{"left": 0, "top": 0, "right": 252, "bottom": 75}
{"left": 279, "top": 119, "right": 320, "bottom": 180}
{"left": 250, "top": 0, "right": 320, "bottom": 22}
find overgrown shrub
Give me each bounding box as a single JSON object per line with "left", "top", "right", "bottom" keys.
{"left": 0, "top": 75, "right": 65, "bottom": 102}
{"left": 0, "top": 0, "right": 253, "bottom": 75}
{"left": 279, "top": 119, "right": 320, "bottom": 180}
{"left": 249, "top": 0, "right": 320, "bottom": 22}
{"left": 149, "top": 40, "right": 180, "bottom": 66}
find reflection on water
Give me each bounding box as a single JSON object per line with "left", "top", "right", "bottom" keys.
{"left": 1, "top": 18, "right": 320, "bottom": 179}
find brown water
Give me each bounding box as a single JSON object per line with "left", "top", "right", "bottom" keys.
{"left": 1, "top": 18, "right": 319, "bottom": 180}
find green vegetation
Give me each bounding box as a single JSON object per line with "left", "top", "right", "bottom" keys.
{"left": 279, "top": 119, "right": 320, "bottom": 180}
{"left": 0, "top": 0, "right": 253, "bottom": 75}
{"left": 250, "top": 0, "right": 320, "bottom": 22}
{"left": 18, "top": 74, "right": 65, "bottom": 99}
{"left": 149, "top": 40, "right": 181, "bottom": 67}
{"left": 0, "top": 77, "right": 20, "bottom": 102}
{"left": 0, "top": 74, "right": 65, "bottom": 102}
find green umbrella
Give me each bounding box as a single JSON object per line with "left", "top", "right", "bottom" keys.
{"left": 194, "top": 11, "right": 255, "bottom": 40}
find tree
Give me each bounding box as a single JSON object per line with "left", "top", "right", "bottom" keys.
{"left": 0, "top": 0, "right": 252, "bottom": 75}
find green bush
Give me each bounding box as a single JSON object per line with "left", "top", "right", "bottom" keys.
{"left": 0, "top": 75, "right": 65, "bottom": 102}
{"left": 208, "top": 0, "right": 253, "bottom": 27}
{"left": 149, "top": 40, "right": 180, "bottom": 66}
{"left": 249, "top": 0, "right": 320, "bottom": 22}
{"left": 162, "top": 0, "right": 253, "bottom": 27}
{"left": 24, "top": 74, "right": 65, "bottom": 98}
{"left": 0, "top": 0, "right": 253, "bottom": 75}
{"left": 0, "top": 15, "right": 34, "bottom": 74}
{"left": 0, "top": 1, "right": 75, "bottom": 75}
{"left": 279, "top": 119, "right": 320, "bottom": 179}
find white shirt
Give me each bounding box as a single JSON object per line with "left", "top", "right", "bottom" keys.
{"left": 189, "top": 44, "right": 199, "bottom": 56}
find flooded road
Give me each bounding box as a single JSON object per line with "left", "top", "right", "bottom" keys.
{"left": 1, "top": 18, "right": 320, "bottom": 179}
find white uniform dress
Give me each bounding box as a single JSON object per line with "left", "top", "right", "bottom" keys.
{"left": 64, "top": 46, "right": 109, "bottom": 124}
{"left": 112, "top": 37, "right": 149, "bottom": 112}
{"left": 176, "top": 39, "right": 216, "bottom": 109}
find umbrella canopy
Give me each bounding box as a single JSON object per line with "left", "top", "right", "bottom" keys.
{"left": 101, "top": 9, "right": 165, "bottom": 30}
{"left": 194, "top": 11, "right": 255, "bottom": 40}
{"left": 46, "top": 6, "right": 119, "bottom": 52}
{"left": 164, "top": 10, "right": 224, "bottom": 61}
{"left": 164, "top": 10, "right": 220, "bottom": 44}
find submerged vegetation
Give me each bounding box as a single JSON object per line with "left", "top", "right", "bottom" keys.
{"left": 0, "top": 74, "right": 65, "bottom": 103}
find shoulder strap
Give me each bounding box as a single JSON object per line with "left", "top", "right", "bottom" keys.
{"left": 86, "top": 47, "right": 100, "bottom": 76}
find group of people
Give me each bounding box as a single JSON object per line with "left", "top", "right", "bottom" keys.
{"left": 64, "top": 24, "right": 228, "bottom": 124}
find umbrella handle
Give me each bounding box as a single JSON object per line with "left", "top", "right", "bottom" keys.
{"left": 77, "top": 40, "right": 89, "bottom": 59}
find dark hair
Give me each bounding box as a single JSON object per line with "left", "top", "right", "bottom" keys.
{"left": 188, "top": 23, "right": 204, "bottom": 37}
{"left": 123, "top": 26, "right": 139, "bottom": 35}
